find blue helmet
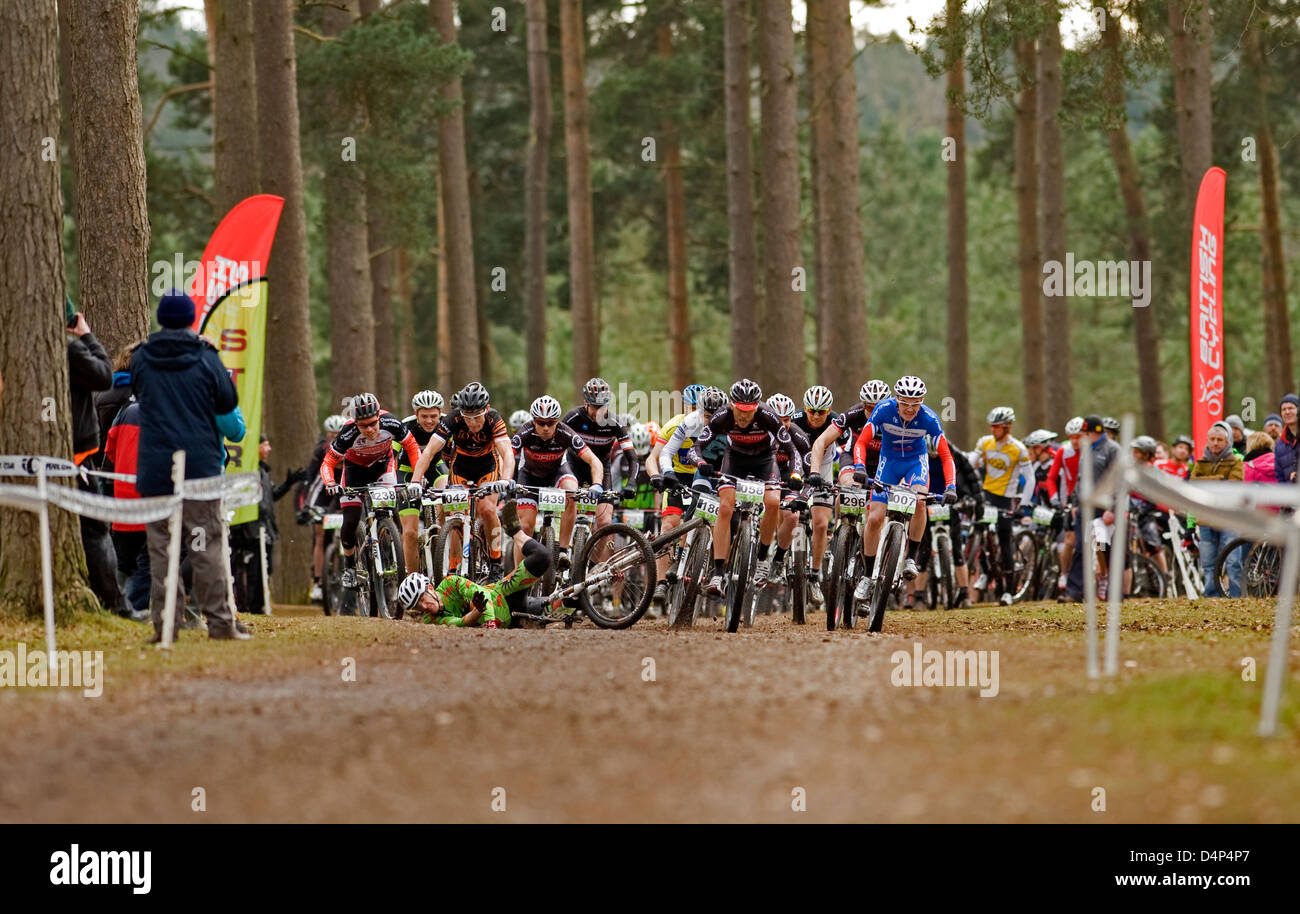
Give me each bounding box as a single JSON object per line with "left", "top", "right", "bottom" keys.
{"left": 683, "top": 384, "right": 705, "bottom": 406}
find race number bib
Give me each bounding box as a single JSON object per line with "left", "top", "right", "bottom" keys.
{"left": 369, "top": 485, "right": 397, "bottom": 509}
{"left": 538, "top": 487, "right": 568, "bottom": 512}
{"left": 981, "top": 505, "right": 999, "bottom": 525}
{"left": 886, "top": 488, "right": 917, "bottom": 515}
{"left": 622, "top": 509, "right": 646, "bottom": 529}
{"left": 1033, "top": 505, "right": 1055, "bottom": 527}
{"left": 735, "top": 479, "right": 766, "bottom": 505}
{"left": 839, "top": 488, "right": 870, "bottom": 515}
{"left": 695, "top": 492, "right": 720, "bottom": 524}
{"left": 927, "top": 503, "right": 950, "bottom": 521}
{"left": 442, "top": 486, "right": 470, "bottom": 512}
{"left": 323, "top": 513, "right": 343, "bottom": 531}
{"left": 577, "top": 489, "right": 600, "bottom": 514}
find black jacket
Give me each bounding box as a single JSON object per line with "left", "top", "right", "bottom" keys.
{"left": 130, "top": 328, "right": 238, "bottom": 496}
{"left": 93, "top": 371, "right": 133, "bottom": 464}
{"left": 68, "top": 333, "right": 112, "bottom": 456}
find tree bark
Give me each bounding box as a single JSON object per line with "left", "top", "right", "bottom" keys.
{"left": 560, "top": 0, "right": 599, "bottom": 398}
{"left": 1014, "top": 37, "right": 1047, "bottom": 428}
{"left": 757, "top": 0, "right": 804, "bottom": 399}
{"left": 1037, "top": 2, "right": 1070, "bottom": 427}
{"left": 396, "top": 247, "right": 418, "bottom": 397}
{"left": 436, "top": 180, "right": 452, "bottom": 396}
{"left": 724, "top": 0, "right": 759, "bottom": 384}
{"left": 65, "top": 0, "right": 151, "bottom": 361}
{"left": 255, "top": 0, "right": 320, "bottom": 603}
{"left": 1101, "top": 12, "right": 1163, "bottom": 440}
{"left": 0, "top": 0, "right": 96, "bottom": 619}
{"left": 323, "top": 1, "right": 375, "bottom": 404}
{"left": 368, "top": 210, "right": 396, "bottom": 407}
{"left": 945, "top": 0, "right": 970, "bottom": 446}
{"left": 823, "top": 0, "right": 868, "bottom": 409}
{"left": 659, "top": 24, "right": 695, "bottom": 394}
{"left": 208, "top": 0, "right": 259, "bottom": 217}
{"left": 525, "top": 0, "right": 551, "bottom": 400}
{"left": 1168, "top": 0, "right": 1214, "bottom": 222}
{"left": 806, "top": 0, "right": 831, "bottom": 385}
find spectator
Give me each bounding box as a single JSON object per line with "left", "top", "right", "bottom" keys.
{"left": 1191, "top": 421, "right": 1244, "bottom": 597}
{"left": 230, "top": 434, "right": 303, "bottom": 614}
{"left": 1263, "top": 414, "right": 1284, "bottom": 442}
{"left": 1064, "top": 415, "right": 1120, "bottom": 601}
{"left": 94, "top": 343, "right": 137, "bottom": 463}
{"left": 131, "top": 290, "right": 248, "bottom": 641}
{"left": 67, "top": 302, "right": 118, "bottom": 611}
{"left": 101, "top": 399, "right": 150, "bottom": 622}
{"left": 1224, "top": 414, "right": 1247, "bottom": 455}
{"left": 1243, "top": 431, "right": 1276, "bottom": 483}
{"left": 1274, "top": 394, "right": 1299, "bottom": 483}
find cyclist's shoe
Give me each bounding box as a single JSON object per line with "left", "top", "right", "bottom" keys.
{"left": 973, "top": 572, "right": 988, "bottom": 592}
{"left": 902, "top": 558, "right": 919, "bottom": 581}
{"left": 808, "top": 579, "right": 825, "bottom": 606}
{"left": 309, "top": 581, "right": 323, "bottom": 602}
{"left": 999, "top": 591, "right": 1013, "bottom": 606}
{"left": 705, "top": 573, "right": 726, "bottom": 598}
{"left": 754, "top": 558, "right": 772, "bottom": 588}
{"left": 853, "top": 576, "right": 874, "bottom": 603}
{"left": 652, "top": 580, "right": 669, "bottom": 604}
{"left": 341, "top": 566, "right": 357, "bottom": 589}
{"left": 500, "top": 499, "right": 521, "bottom": 537}
{"left": 556, "top": 548, "right": 571, "bottom": 573}
{"left": 486, "top": 559, "right": 504, "bottom": 582}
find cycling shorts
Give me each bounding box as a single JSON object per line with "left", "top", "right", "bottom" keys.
{"left": 515, "top": 458, "right": 578, "bottom": 510}
{"left": 448, "top": 453, "right": 500, "bottom": 487}
{"left": 871, "top": 452, "right": 929, "bottom": 504}
{"left": 719, "top": 450, "right": 779, "bottom": 489}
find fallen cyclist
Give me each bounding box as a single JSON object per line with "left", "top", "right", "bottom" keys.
{"left": 395, "top": 500, "right": 551, "bottom": 628}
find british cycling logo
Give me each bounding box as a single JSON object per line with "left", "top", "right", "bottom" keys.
{"left": 0, "top": 645, "right": 103, "bottom": 698}
{"left": 49, "top": 845, "right": 151, "bottom": 894}
{"left": 891, "top": 641, "right": 1000, "bottom": 697}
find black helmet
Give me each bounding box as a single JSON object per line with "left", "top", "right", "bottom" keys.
{"left": 699, "top": 386, "right": 728, "bottom": 414}
{"left": 1173, "top": 434, "right": 1194, "bottom": 450}
{"left": 583, "top": 377, "right": 612, "bottom": 407}
{"left": 729, "top": 378, "right": 762, "bottom": 408}
{"left": 351, "top": 392, "right": 380, "bottom": 420}
{"left": 458, "top": 382, "right": 490, "bottom": 412}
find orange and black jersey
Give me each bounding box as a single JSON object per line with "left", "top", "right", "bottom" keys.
{"left": 562, "top": 407, "right": 636, "bottom": 470}
{"left": 688, "top": 405, "right": 796, "bottom": 465}
{"left": 436, "top": 408, "right": 509, "bottom": 458}
{"left": 512, "top": 420, "right": 589, "bottom": 471}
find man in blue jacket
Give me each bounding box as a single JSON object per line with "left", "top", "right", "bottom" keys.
{"left": 131, "top": 290, "right": 248, "bottom": 641}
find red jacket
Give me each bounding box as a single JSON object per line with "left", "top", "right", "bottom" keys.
{"left": 103, "top": 401, "right": 144, "bottom": 532}
{"left": 1044, "top": 441, "right": 1080, "bottom": 501}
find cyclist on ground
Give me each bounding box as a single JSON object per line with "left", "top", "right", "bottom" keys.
{"left": 766, "top": 393, "right": 813, "bottom": 585}
{"left": 511, "top": 394, "right": 603, "bottom": 563}
{"left": 319, "top": 393, "right": 422, "bottom": 590}
{"left": 563, "top": 377, "right": 639, "bottom": 537}
{"left": 968, "top": 406, "right": 1033, "bottom": 605}
{"left": 396, "top": 390, "right": 446, "bottom": 574}
{"left": 808, "top": 379, "right": 892, "bottom": 489}
{"left": 791, "top": 384, "right": 842, "bottom": 605}
{"left": 840, "top": 376, "right": 957, "bottom": 608}
{"left": 689, "top": 379, "right": 798, "bottom": 597}
{"left": 409, "top": 381, "right": 516, "bottom": 577}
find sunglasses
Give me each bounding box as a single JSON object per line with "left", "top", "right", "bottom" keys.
{"left": 357, "top": 419, "right": 379, "bottom": 429}
{"left": 533, "top": 419, "right": 557, "bottom": 428}
{"left": 806, "top": 408, "right": 829, "bottom": 416}
{"left": 462, "top": 411, "right": 486, "bottom": 420}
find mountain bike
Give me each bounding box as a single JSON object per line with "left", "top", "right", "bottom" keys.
{"left": 1021, "top": 503, "right": 1062, "bottom": 602}
{"left": 654, "top": 478, "right": 716, "bottom": 629}
{"left": 431, "top": 479, "right": 511, "bottom": 584}
{"left": 340, "top": 483, "right": 405, "bottom": 619}
{"left": 309, "top": 504, "right": 347, "bottom": 616}
{"left": 818, "top": 482, "right": 872, "bottom": 630}
{"left": 923, "top": 499, "right": 959, "bottom": 609}
{"left": 1215, "top": 536, "right": 1279, "bottom": 597}
{"left": 1162, "top": 512, "right": 1203, "bottom": 598}
{"left": 1124, "top": 510, "right": 1167, "bottom": 598}
{"left": 855, "top": 482, "right": 942, "bottom": 632}
{"left": 752, "top": 487, "right": 812, "bottom": 625}
{"left": 964, "top": 502, "right": 1034, "bottom": 603}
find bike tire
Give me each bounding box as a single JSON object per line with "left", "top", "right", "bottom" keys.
{"left": 1214, "top": 536, "right": 1253, "bottom": 597}
{"left": 791, "top": 547, "right": 807, "bottom": 625}
{"left": 825, "top": 525, "right": 851, "bottom": 631}
{"left": 323, "top": 542, "right": 344, "bottom": 616}
{"left": 575, "top": 522, "right": 656, "bottom": 628}
{"left": 432, "top": 516, "right": 465, "bottom": 584}
{"left": 725, "top": 523, "right": 753, "bottom": 633}
{"left": 868, "top": 527, "right": 902, "bottom": 632}
{"left": 1243, "top": 541, "right": 1280, "bottom": 597}
{"left": 536, "top": 523, "right": 558, "bottom": 598}
{"left": 672, "top": 529, "right": 710, "bottom": 629}
{"left": 375, "top": 517, "right": 405, "bottom": 619}
{"left": 833, "top": 528, "right": 860, "bottom": 629}
{"left": 937, "top": 534, "right": 955, "bottom": 610}
{"left": 1012, "top": 531, "right": 1037, "bottom": 603}
{"left": 1129, "top": 552, "right": 1166, "bottom": 598}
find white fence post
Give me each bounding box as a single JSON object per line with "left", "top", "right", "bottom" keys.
{"left": 1259, "top": 525, "right": 1300, "bottom": 737}
{"left": 259, "top": 525, "right": 272, "bottom": 615}
{"left": 36, "top": 463, "right": 57, "bottom": 678}
{"left": 159, "top": 450, "right": 186, "bottom": 649}
{"left": 1104, "top": 415, "right": 1136, "bottom": 677}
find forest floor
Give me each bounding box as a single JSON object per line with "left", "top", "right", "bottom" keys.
{"left": 1, "top": 598, "right": 1297, "bottom": 823}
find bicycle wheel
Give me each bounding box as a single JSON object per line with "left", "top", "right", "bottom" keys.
{"left": 825, "top": 524, "right": 853, "bottom": 631}
{"left": 470, "top": 517, "right": 493, "bottom": 582}
{"left": 841, "top": 544, "right": 860, "bottom": 629}
{"left": 374, "top": 516, "right": 405, "bottom": 619}
{"left": 1011, "top": 531, "right": 1037, "bottom": 602}
{"left": 575, "top": 522, "right": 656, "bottom": 628}
{"left": 936, "top": 533, "right": 955, "bottom": 610}
{"left": 725, "top": 522, "right": 753, "bottom": 633}
{"left": 1128, "top": 552, "right": 1166, "bottom": 598}
{"left": 1214, "top": 537, "right": 1253, "bottom": 597}
{"left": 671, "top": 528, "right": 710, "bottom": 629}
{"left": 432, "top": 516, "right": 465, "bottom": 584}
{"left": 790, "top": 544, "right": 807, "bottom": 625}
{"left": 323, "top": 542, "right": 345, "bottom": 616}
{"left": 867, "top": 527, "right": 902, "bottom": 633}
{"left": 1243, "top": 542, "right": 1281, "bottom": 597}
{"left": 570, "top": 525, "right": 590, "bottom": 585}
{"left": 534, "top": 523, "right": 558, "bottom": 598}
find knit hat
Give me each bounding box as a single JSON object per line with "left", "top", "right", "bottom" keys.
{"left": 1265, "top": 413, "right": 1283, "bottom": 427}
{"left": 1224, "top": 414, "right": 1245, "bottom": 432}
{"left": 157, "top": 290, "right": 196, "bottom": 329}
{"left": 1280, "top": 393, "right": 1300, "bottom": 411}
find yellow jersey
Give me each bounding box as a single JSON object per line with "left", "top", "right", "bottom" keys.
{"left": 657, "top": 412, "right": 699, "bottom": 474}
{"left": 974, "top": 433, "right": 1033, "bottom": 499}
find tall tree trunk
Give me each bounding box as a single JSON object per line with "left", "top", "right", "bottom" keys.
{"left": 560, "top": 0, "right": 598, "bottom": 398}
{"left": 435, "top": 180, "right": 452, "bottom": 396}
{"left": 209, "top": 0, "right": 259, "bottom": 217}
{"left": 757, "top": 0, "right": 804, "bottom": 399}
{"left": 806, "top": 0, "right": 831, "bottom": 384}
{"left": 57, "top": 0, "right": 78, "bottom": 264}
{"left": 323, "top": 1, "right": 375, "bottom": 404}
{"left": 360, "top": 0, "right": 394, "bottom": 408}
{"left": 723, "top": 0, "right": 759, "bottom": 383}
{"left": 1037, "top": 2, "right": 1070, "bottom": 426}
{"left": 1101, "top": 12, "right": 1163, "bottom": 439}
{"left": 65, "top": 0, "right": 151, "bottom": 360}
{"left": 396, "top": 247, "right": 417, "bottom": 396}
{"left": 0, "top": 0, "right": 95, "bottom": 619}
{"left": 524, "top": 0, "right": 551, "bottom": 399}
{"left": 1168, "top": 0, "right": 1214, "bottom": 221}
{"left": 255, "top": 0, "right": 320, "bottom": 603}
{"left": 1247, "top": 24, "right": 1292, "bottom": 402}
{"left": 659, "top": 24, "right": 695, "bottom": 393}
{"left": 945, "top": 0, "right": 970, "bottom": 446}
{"left": 823, "top": 0, "right": 868, "bottom": 408}
{"left": 430, "top": 0, "right": 482, "bottom": 391}
{"left": 1014, "top": 37, "right": 1047, "bottom": 428}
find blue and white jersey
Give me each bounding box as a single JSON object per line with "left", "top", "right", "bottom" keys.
{"left": 866, "top": 399, "right": 945, "bottom": 459}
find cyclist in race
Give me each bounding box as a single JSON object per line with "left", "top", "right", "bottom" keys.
{"left": 617, "top": 421, "right": 660, "bottom": 527}
{"left": 837, "top": 375, "right": 957, "bottom": 608}
{"left": 395, "top": 501, "right": 551, "bottom": 628}
{"left": 688, "top": 379, "right": 799, "bottom": 598}
{"left": 302, "top": 413, "right": 346, "bottom": 601}
{"left": 508, "top": 409, "right": 531, "bottom": 434}
{"left": 969, "top": 406, "right": 1034, "bottom": 605}
{"left": 1127, "top": 434, "right": 1171, "bottom": 587}
{"left": 319, "top": 393, "right": 422, "bottom": 590}
{"left": 910, "top": 432, "right": 980, "bottom": 608}
{"left": 1023, "top": 428, "right": 1059, "bottom": 507}
{"left": 396, "top": 390, "right": 446, "bottom": 574}
{"left": 808, "top": 379, "right": 892, "bottom": 490}
{"left": 1044, "top": 416, "right": 1084, "bottom": 598}
{"left": 766, "top": 393, "right": 813, "bottom": 586}
{"left": 511, "top": 394, "right": 603, "bottom": 563}
{"left": 409, "top": 381, "right": 516, "bottom": 577}
{"left": 563, "top": 377, "right": 639, "bottom": 537}
{"left": 793, "top": 384, "right": 845, "bottom": 605}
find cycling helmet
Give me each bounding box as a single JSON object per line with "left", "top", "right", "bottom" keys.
{"left": 1064, "top": 416, "right": 1085, "bottom": 436}
{"left": 683, "top": 383, "right": 705, "bottom": 406}
{"left": 458, "top": 382, "right": 490, "bottom": 413}
{"left": 803, "top": 385, "right": 834, "bottom": 411}
{"left": 1173, "top": 434, "right": 1194, "bottom": 449}
{"left": 449, "top": 391, "right": 461, "bottom": 411}
{"left": 645, "top": 420, "right": 660, "bottom": 444}
{"left": 508, "top": 409, "right": 531, "bottom": 431}
{"left": 1131, "top": 435, "right": 1158, "bottom": 456}
{"left": 411, "top": 390, "right": 443, "bottom": 411}
{"left": 629, "top": 423, "right": 653, "bottom": 455}
{"left": 767, "top": 393, "right": 796, "bottom": 418}
{"left": 530, "top": 395, "right": 562, "bottom": 420}
{"left": 323, "top": 414, "right": 347, "bottom": 434}
{"left": 730, "top": 378, "right": 762, "bottom": 408}
{"left": 1103, "top": 416, "right": 1121, "bottom": 431}
{"left": 699, "top": 386, "right": 728, "bottom": 414}
{"left": 861, "top": 379, "right": 892, "bottom": 404}
{"left": 1023, "top": 428, "right": 1057, "bottom": 448}
{"left": 397, "top": 572, "right": 431, "bottom": 612}
{"left": 351, "top": 392, "right": 381, "bottom": 420}
{"left": 583, "top": 377, "right": 612, "bottom": 407}
{"left": 986, "top": 406, "right": 1016, "bottom": 425}
{"left": 893, "top": 376, "right": 926, "bottom": 400}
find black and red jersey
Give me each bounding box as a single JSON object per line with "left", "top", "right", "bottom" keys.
{"left": 328, "top": 411, "right": 413, "bottom": 467}
{"left": 688, "top": 405, "right": 796, "bottom": 464}
{"left": 834, "top": 404, "right": 882, "bottom": 472}
{"left": 562, "top": 407, "right": 633, "bottom": 467}
{"left": 512, "top": 420, "right": 589, "bottom": 471}
{"left": 776, "top": 422, "right": 812, "bottom": 472}
{"left": 436, "top": 408, "right": 509, "bottom": 458}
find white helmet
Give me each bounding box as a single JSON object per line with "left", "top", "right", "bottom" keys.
{"left": 987, "top": 406, "right": 1016, "bottom": 425}
{"left": 1023, "top": 428, "right": 1057, "bottom": 448}
{"left": 397, "top": 572, "right": 431, "bottom": 611}
{"left": 861, "top": 379, "right": 892, "bottom": 404}
{"left": 508, "top": 409, "right": 531, "bottom": 431}
{"left": 323, "top": 414, "right": 347, "bottom": 434}
{"left": 529, "top": 395, "right": 562, "bottom": 421}
{"left": 803, "top": 385, "right": 834, "bottom": 411}
{"left": 411, "top": 390, "right": 443, "bottom": 411}
{"left": 1064, "top": 416, "right": 1085, "bottom": 435}
{"left": 767, "top": 393, "right": 796, "bottom": 418}
{"left": 893, "top": 376, "right": 926, "bottom": 400}
{"left": 629, "top": 423, "right": 653, "bottom": 455}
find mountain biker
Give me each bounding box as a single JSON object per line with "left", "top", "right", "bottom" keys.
{"left": 511, "top": 394, "right": 603, "bottom": 563}
{"left": 319, "top": 392, "right": 422, "bottom": 590}
{"left": 397, "top": 390, "right": 446, "bottom": 574}
{"left": 508, "top": 409, "right": 531, "bottom": 434}
{"left": 563, "top": 377, "right": 639, "bottom": 538}
{"left": 1127, "top": 435, "right": 1171, "bottom": 585}
{"left": 791, "top": 384, "right": 842, "bottom": 606}
{"left": 1023, "top": 428, "right": 1059, "bottom": 506}
{"left": 808, "top": 379, "right": 891, "bottom": 489}
{"left": 969, "top": 406, "right": 1033, "bottom": 605}
{"left": 766, "top": 393, "right": 813, "bottom": 584}
{"left": 1044, "top": 416, "right": 1085, "bottom": 598}
{"left": 301, "top": 413, "right": 347, "bottom": 601}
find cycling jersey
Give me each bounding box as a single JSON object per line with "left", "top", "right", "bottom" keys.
{"left": 794, "top": 410, "right": 843, "bottom": 476}
{"left": 397, "top": 415, "right": 445, "bottom": 481}
{"left": 973, "top": 433, "right": 1034, "bottom": 499}
{"left": 833, "top": 404, "right": 881, "bottom": 474}
{"left": 775, "top": 422, "right": 812, "bottom": 476}
{"left": 1045, "top": 441, "right": 1081, "bottom": 501}
{"left": 656, "top": 412, "right": 700, "bottom": 474}
{"left": 1031, "top": 447, "right": 1057, "bottom": 504}
{"left": 853, "top": 399, "right": 955, "bottom": 493}
{"left": 562, "top": 406, "right": 637, "bottom": 475}
{"left": 687, "top": 405, "right": 795, "bottom": 466}
{"left": 424, "top": 560, "right": 540, "bottom": 627}
{"left": 436, "top": 408, "right": 509, "bottom": 458}
{"left": 512, "top": 419, "right": 589, "bottom": 475}
{"left": 321, "top": 411, "right": 420, "bottom": 486}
